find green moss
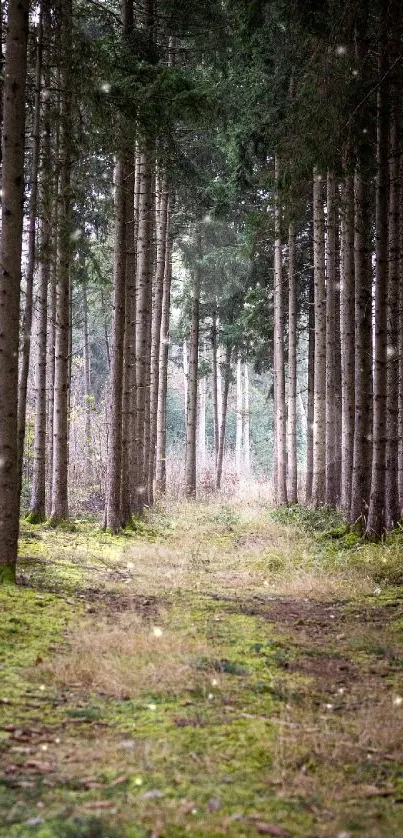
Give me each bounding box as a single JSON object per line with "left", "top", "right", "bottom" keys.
{"left": 0, "top": 565, "right": 16, "bottom": 586}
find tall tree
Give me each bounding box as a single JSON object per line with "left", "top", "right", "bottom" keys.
{"left": 0, "top": 0, "right": 29, "bottom": 581}
{"left": 273, "top": 157, "right": 287, "bottom": 504}
{"left": 312, "top": 170, "right": 326, "bottom": 507}
{"left": 288, "top": 218, "right": 298, "bottom": 504}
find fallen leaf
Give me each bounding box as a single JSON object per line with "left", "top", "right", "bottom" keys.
{"left": 82, "top": 800, "right": 117, "bottom": 810}
{"left": 108, "top": 774, "right": 129, "bottom": 787}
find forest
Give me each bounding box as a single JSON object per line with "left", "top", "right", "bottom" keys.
{"left": 2, "top": 0, "right": 403, "bottom": 835}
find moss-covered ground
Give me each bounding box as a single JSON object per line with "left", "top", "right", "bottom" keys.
{"left": 1, "top": 501, "right": 403, "bottom": 836}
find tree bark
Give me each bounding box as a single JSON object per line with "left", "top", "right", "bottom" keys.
{"left": 212, "top": 307, "right": 220, "bottom": 466}
{"left": 273, "top": 156, "right": 287, "bottom": 505}
{"left": 305, "top": 260, "right": 315, "bottom": 503}
{"left": 149, "top": 174, "right": 168, "bottom": 503}
{"left": 340, "top": 166, "right": 355, "bottom": 514}
{"left": 50, "top": 0, "right": 73, "bottom": 524}
{"left": 216, "top": 343, "right": 232, "bottom": 491}
{"left": 30, "top": 4, "right": 52, "bottom": 521}
{"left": 185, "top": 240, "right": 201, "bottom": 498}
{"left": 325, "top": 172, "right": 337, "bottom": 506}
{"left": 17, "top": 12, "right": 43, "bottom": 494}
{"left": 0, "top": 0, "right": 29, "bottom": 581}
{"left": 243, "top": 362, "right": 251, "bottom": 476}
{"left": 155, "top": 214, "right": 173, "bottom": 494}
{"left": 288, "top": 219, "right": 298, "bottom": 504}
{"left": 236, "top": 355, "right": 243, "bottom": 478}
{"left": 366, "top": 21, "right": 389, "bottom": 537}
{"left": 312, "top": 170, "right": 326, "bottom": 507}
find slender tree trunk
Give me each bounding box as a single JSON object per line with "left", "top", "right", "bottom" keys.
{"left": 149, "top": 174, "right": 168, "bottom": 502}
{"left": 288, "top": 219, "right": 298, "bottom": 503}
{"left": 340, "top": 166, "right": 355, "bottom": 514}
{"left": 366, "top": 23, "right": 389, "bottom": 538}
{"left": 30, "top": 5, "right": 52, "bottom": 521}
{"left": 399, "top": 155, "right": 403, "bottom": 512}
{"left": 198, "top": 350, "right": 207, "bottom": 471}
{"left": 312, "top": 170, "right": 326, "bottom": 507}
{"left": 50, "top": 0, "right": 73, "bottom": 524}
{"left": 134, "top": 146, "right": 153, "bottom": 513}
{"left": 216, "top": 344, "right": 232, "bottom": 491}
{"left": 325, "top": 172, "right": 337, "bottom": 506}
{"left": 156, "top": 213, "right": 172, "bottom": 494}
{"left": 243, "top": 362, "right": 251, "bottom": 476}
{"left": 82, "top": 280, "right": 93, "bottom": 484}
{"left": 183, "top": 338, "right": 188, "bottom": 421}
{"left": 212, "top": 308, "right": 220, "bottom": 466}
{"left": 273, "top": 156, "right": 287, "bottom": 504}
{"left": 105, "top": 157, "right": 126, "bottom": 531}
{"left": 46, "top": 179, "right": 58, "bottom": 515}
{"left": 305, "top": 261, "right": 315, "bottom": 503}
{"left": 350, "top": 165, "right": 373, "bottom": 528}
{"left": 385, "top": 35, "right": 400, "bottom": 530}
{"left": 236, "top": 355, "right": 243, "bottom": 478}
{"left": 17, "top": 13, "right": 43, "bottom": 493}
{"left": 0, "top": 0, "right": 29, "bottom": 581}
{"left": 121, "top": 147, "right": 136, "bottom": 525}
{"left": 185, "top": 245, "right": 201, "bottom": 498}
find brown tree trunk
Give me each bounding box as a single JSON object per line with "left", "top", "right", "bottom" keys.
{"left": 340, "top": 165, "right": 355, "bottom": 514}
{"left": 30, "top": 5, "right": 52, "bottom": 521}
{"left": 312, "top": 170, "right": 326, "bottom": 507}
{"left": 50, "top": 0, "right": 72, "bottom": 524}
{"left": 121, "top": 147, "right": 136, "bottom": 525}
{"left": 134, "top": 146, "right": 153, "bottom": 513}
{"left": 149, "top": 174, "right": 168, "bottom": 503}
{"left": 105, "top": 157, "right": 126, "bottom": 531}
{"left": 366, "top": 22, "right": 389, "bottom": 538}
{"left": 273, "top": 157, "right": 287, "bottom": 505}
{"left": 325, "top": 171, "right": 337, "bottom": 507}
{"left": 156, "top": 210, "right": 172, "bottom": 494}
{"left": 305, "top": 259, "right": 315, "bottom": 503}
{"left": 0, "top": 0, "right": 29, "bottom": 581}
{"left": 185, "top": 240, "right": 201, "bottom": 498}
{"left": 212, "top": 308, "right": 220, "bottom": 468}
{"left": 288, "top": 219, "right": 298, "bottom": 504}
{"left": 83, "top": 280, "right": 93, "bottom": 484}
{"left": 17, "top": 12, "right": 43, "bottom": 494}
{"left": 216, "top": 344, "right": 232, "bottom": 491}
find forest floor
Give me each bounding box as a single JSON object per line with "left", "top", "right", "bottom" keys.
{"left": 1, "top": 500, "right": 403, "bottom": 837}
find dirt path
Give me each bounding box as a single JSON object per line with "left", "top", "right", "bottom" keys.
{"left": 1, "top": 501, "right": 403, "bottom": 836}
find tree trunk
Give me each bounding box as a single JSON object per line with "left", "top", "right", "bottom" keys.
{"left": 236, "top": 355, "right": 243, "bottom": 478}
{"left": 83, "top": 280, "right": 93, "bottom": 484}
{"left": 156, "top": 212, "right": 172, "bottom": 494}
{"left": 243, "top": 362, "right": 251, "bottom": 476}
{"left": 17, "top": 12, "right": 43, "bottom": 494}
{"left": 288, "top": 219, "right": 298, "bottom": 504}
{"left": 366, "top": 23, "right": 389, "bottom": 538}
{"left": 350, "top": 166, "right": 373, "bottom": 528}
{"left": 216, "top": 344, "right": 232, "bottom": 491}
{"left": 385, "top": 33, "right": 400, "bottom": 531}
{"left": 399, "top": 154, "right": 403, "bottom": 512}
{"left": 212, "top": 308, "right": 220, "bottom": 465}
{"left": 185, "top": 244, "right": 201, "bottom": 498}
{"left": 105, "top": 157, "right": 126, "bottom": 531}
{"left": 30, "top": 5, "right": 52, "bottom": 522}
{"left": 340, "top": 166, "right": 355, "bottom": 514}
{"left": 0, "top": 0, "right": 29, "bottom": 581}
{"left": 273, "top": 156, "right": 287, "bottom": 505}
{"left": 121, "top": 145, "right": 136, "bottom": 525}
{"left": 134, "top": 146, "right": 153, "bottom": 513}
{"left": 312, "top": 170, "right": 326, "bottom": 507}
{"left": 149, "top": 174, "right": 168, "bottom": 503}
{"left": 325, "top": 172, "right": 337, "bottom": 506}
{"left": 198, "top": 347, "right": 207, "bottom": 471}
{"left": 305, "top": 261, "right": 315, "bottom": 503}
{"left": 50, "top": 0, "right": 73, "bottom": 524}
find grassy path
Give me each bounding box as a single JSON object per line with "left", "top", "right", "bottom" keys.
{"left": 1, "top": 501, "right": 403, "bottom": 836}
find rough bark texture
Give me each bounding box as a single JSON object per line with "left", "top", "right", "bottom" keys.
{"left": 0, "top": 0, "right": 29, "bottom": 581}
{"left": 30, "top": 8, "right": 52, "bottom": 521}
{"left": 288, "top": 219, "right": 298, "bottom": 504}
{"left": 50, "top": 0, "right": 72, "bottom": 524}
{"left": 236, "top": 356, "right": 243, "bottom": 478}
{"left": 149, "top": 176, "right": 168, "bottom": 503}
{"left": 340, "top": 168, "right": 355, "bottom": 514}
{"left": 134, "top": 147, "right": 153, "bottom": 513}
{"left": 156, "top": 218, "right": 172, "bottom": 494}
{"left": 366, "top": 25, "right": 389, "bottom": 537}
{"left": 325, "top": 172, "right": 337, "bottom": 506}
{"left": 185, "top": 248, "right": 201, "bottom": 498}
{"left": 216, "top": 344, "right": 232, "bottom": 491}
{"left": 312, "top": 170, "right": 326, "bottom": 507}
{"left": 121, "top": 149, "right": 136, "bottom": 525}
{"left": 273, "top": 157, "right": 287, "bottom": 505}
{"left": 212, "top": 309, "right": 220, "bottom": 467}
{"left": 243, "top": 362, "right": 251, "bottom": 476}
{"left": 350, "top": 165, "right": 373, "bottom": 528}
{"left": 17, "top": 14, "right": 42, "bottom": 493}
{"left": 105, "top": 158, "right": 126, "bottom": 531}
{"left": 305, "top": 260, "right": 315, "bottom": 503}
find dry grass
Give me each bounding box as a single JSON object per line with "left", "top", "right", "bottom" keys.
{"left": 46, "top": 611, "right": 209, "bottom": 700}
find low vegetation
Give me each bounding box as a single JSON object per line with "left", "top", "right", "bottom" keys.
{"left": 1, "top": 501, "right": 403, "bottom": 837}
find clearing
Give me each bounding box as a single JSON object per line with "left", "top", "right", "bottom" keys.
{"left": 1, "top": 500, "right": 403, "bottom": 837}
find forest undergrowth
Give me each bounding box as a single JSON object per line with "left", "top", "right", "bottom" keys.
{"left": 1, "top": 501, "right": 403, "bottom": 836}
